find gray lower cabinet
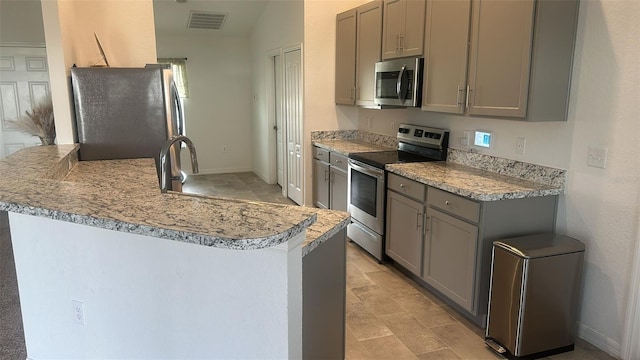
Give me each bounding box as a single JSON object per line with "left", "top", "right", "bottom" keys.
{"left": 302, "top": 229, "right": 346, "bottom": 359}
{"left": 386, "top": 173, "right": 557, "bottom": 327}
{"left": 313, "top": 157, "right": 330, "bottom": 209}
{"left": 423, "top": 207, "right": 478, "bottom": 312}
{"left": 313, "top": 146, "right": 348, "bottom": 211}
{"left": 386, "top": 188, "right": 424, "bottom": 276}
{"left": 330, "top": 166, "right": 348, "bottom": 212}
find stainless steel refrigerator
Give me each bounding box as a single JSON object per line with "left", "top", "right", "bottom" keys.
{"left": 71, "top": 66, "right": 185, "bottom": 190}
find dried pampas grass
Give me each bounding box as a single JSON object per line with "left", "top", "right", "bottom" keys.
{"left": 10, "top": 95, "right": 56, "bottom": 145}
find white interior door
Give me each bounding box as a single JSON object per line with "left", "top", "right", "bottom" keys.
{"left": 0, "top": 45, "right": 50, "bottom": 158}
{"left": 284, "top": 48, "right": 303, "bottom": 205}
{"left": 274, "top": 54, "right": 284, "bottom": 188}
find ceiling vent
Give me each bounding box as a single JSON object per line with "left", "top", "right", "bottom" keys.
{"left": 187, "top": 11, "right": 227, "bottom": 30}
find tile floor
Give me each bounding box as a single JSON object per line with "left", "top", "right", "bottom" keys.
{"left": 344, "top": 240, "right": 615, "bottom": 360}
{"left": 182, "top": 172, "right": 296, "bottom": 205}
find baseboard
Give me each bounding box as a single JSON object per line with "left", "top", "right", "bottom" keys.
{"left": 577, "top": 322, "right": 621, "bottom": 358}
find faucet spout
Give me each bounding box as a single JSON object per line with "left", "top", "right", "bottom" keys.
{"left": 160, "top": 135, "right": 199, "bottom": 193}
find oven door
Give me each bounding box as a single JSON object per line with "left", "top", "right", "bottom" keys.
{"left": 347, "top": 159, "right": 386, "bottom": 235}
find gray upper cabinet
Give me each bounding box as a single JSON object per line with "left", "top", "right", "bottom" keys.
{"left": 355, "top": 1, "right": 383, "bottom": 106}
{"left": 382, "top": 0, "right": 426, "bottom": 60}
{"left": 467, "top": 0, "right": 535, "bottom": 118}
{"left": 421, "top": 0, "right": 471, "bottom": 114}
{"left": 335, "top": 9, "right": 357, "bottom": 105}
{"left": 421, "top": 0, "right": 579, "bottom": 121}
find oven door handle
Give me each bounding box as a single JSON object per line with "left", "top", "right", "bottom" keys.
{"left": 348, "top": 159, "right": 385, "bottom": 179}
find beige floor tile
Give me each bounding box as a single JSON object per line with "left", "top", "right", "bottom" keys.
{"left": 417, "top": 348, "right": 463, "bottom": 360}
{"left": 359, "top": 335, "right": 419, "bottom": 360}
{"left": 346, "top": 288, "right": 361, "bottom": 304}
{"left": 351, "top": 285, "right": 406, "bottom": 316}
{"left": 365, "top": 270, "right": 420, "bottom": 296}
{"left": 379, "top": 312, "right": 448, "bottom": 355}
{"left": 347, "top": 243, "right": 389, "bottom": 273}
{"left": 392, "top": 293, "right": 458, "bottom": 328}
{"left": 345, "top": 328, "right": 374, "bottom": 360}
{"left": 347, "top": 267, "right": 375, "bottom": 289}
{"left": 346, "top": 301, "right": 393, "bottom": 341}
{"left": 431, "top": 323, "right": 503, "bottom": 360}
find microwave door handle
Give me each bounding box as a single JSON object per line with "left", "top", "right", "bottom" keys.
{"left": 397, "top": 65, "right": 410, "bottom": 102}
{"left": 396, "top": 65, "right": 406, "bottom": 100}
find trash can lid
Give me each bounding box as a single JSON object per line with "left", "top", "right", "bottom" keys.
{"left": 493, "top": 233, "right": 585, "bottom": 259}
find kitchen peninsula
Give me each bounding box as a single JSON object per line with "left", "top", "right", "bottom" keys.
{"left": 0, "top": 145, "right": 350, "bottom": 359}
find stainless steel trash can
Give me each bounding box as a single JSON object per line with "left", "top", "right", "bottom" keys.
{"left": 485, "top": 234, "right": 585, "bottom": 359}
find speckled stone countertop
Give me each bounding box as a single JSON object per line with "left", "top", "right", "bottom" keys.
{"left": 0, "top": 145, "right": 352, "bottom": 253}
{"left": 312, "top": 139, "right": 394, "bottom": 156}
{"left": 386, "top": 162, "right": 563, "bottom": 201}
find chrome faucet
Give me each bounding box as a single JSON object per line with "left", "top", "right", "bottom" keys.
{"left": 159, "top": 135, "right": 199, "bottom": 193}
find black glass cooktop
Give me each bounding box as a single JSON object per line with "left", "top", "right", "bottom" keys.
{"left": 348, "top": 150, "right": 439, "bottom": 169}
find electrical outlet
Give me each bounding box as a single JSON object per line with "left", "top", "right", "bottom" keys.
{"left": 516, "top": 137, "right": 526, "bottom": 155}
{"left": 461, "top": 130, "right": 471, "bottom": 146}
{"left": 587, "top": 146, "right": 608, "bottom": 168}
{"left": 390, "top": 122, "right": 396, "bottom": 132}
{"left": 72, "top": 300, "right": 85, "bottom": 325}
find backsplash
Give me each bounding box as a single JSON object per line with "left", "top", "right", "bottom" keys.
{"left": 447, "top": 149, "right": 567, "bottom": 188}
{"left": 311, "top": 130, "right": 397, "bottom": 148}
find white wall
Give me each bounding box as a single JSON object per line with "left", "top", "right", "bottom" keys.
{"left": 0, "top": 0, "right": 45, "bottom": 44}
{"left": 250, "top": 0, "right": 303, "bottom": 183}
{"left": 41, "top": 0, "right": 157, "bottom": 144}
{"left": 354, "top": 1, "right": 640, "bottom": 356}
{"left": 157, "top": 35, "right": 253, "bottom": 174}
{"left": 302, "top": 0, "right": 369, "bottom": 204}
{"left": 10, "top": 212, "right": 303, "bottom": 359}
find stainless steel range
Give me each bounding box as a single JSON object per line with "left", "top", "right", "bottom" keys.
{"left": 347, "top": 124, "right": 449, "bottom": 261}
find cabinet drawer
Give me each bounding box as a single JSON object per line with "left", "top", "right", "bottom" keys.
{"left": 428, "top": 187, "right": 480, "bottom": 223}
{"left": 388, "top": 173, "right": 426, "bottom": 201}
{"left": 329, "top": 152, "right": 348, "bottom": 172}
{"left": 313, "top": 147, "right": 330, "bottom": 161}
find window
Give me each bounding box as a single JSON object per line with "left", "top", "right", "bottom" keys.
{"left": 157, "top": 58, "right": 189, "bottom": 98}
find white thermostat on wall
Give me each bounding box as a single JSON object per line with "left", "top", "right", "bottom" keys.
{"left": 474, "top": 130, "right": 492, "bottom": 148}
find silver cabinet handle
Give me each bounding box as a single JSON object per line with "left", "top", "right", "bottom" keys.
{"left": 400, "top": 183, "right": 405, "bottom": 188}
{"left": 324, "top": 169, "right": 330, "bottom": 182}
{"left": 457, "top": 85, "right": 465, "bottom": 106}
{"left": 335, "top": 159, "right": 342, "bottom": 164}
{"left": 417, "top": 212, "right": 422, "bottom": 230}
{"left": 425, "top": 215, "right": 430, "bottom": 234}
{"left": 465, "top": 85, "right": 471, "bottom": 109}
{"left": 445, "top": 200, "right": 451, "bottom": 206}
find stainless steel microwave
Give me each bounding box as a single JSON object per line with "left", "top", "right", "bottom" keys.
{"left": 374, "top": 57, "right": 423, "bottom": 107}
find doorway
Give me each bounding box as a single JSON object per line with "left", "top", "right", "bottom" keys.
{"left": 269, "top": 45, "right": 303, "bottom": 205}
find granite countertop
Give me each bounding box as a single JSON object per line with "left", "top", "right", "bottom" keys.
{"left": 386, "top": 162, "right": 563, "bottom": 201}
{"left": 0, "top": 145, "right": 349, "bottom": 254}
{"left": 312, "top": 139, "right": 394, "bottom": 156}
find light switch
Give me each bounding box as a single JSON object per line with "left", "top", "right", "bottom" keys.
{"left": 587, "top": 146, "right": 608, "bottom": 169}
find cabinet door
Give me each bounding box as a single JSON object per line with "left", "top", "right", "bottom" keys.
{"left": 386, "top": 190, "right": 424, "bottom": 276}
{"left": 467, "top": 0, "right": 535, "bottom": 117}
{"left": 423, "top": 208, "right": 478, "bottom": 313}
{"left": 335, "top": 9, "right": 357, "bottom": 105}
{"left": 381, "top": 0, "right": 404, "bottom": 59}
{"left": 422, "top": 0, "right": 471, "bottom": 114}
{"left": 313, "top": 158, "right": 330, "bottom": 209}
{"left": 330, "top": 167, "right": 348, "bottom": 212}
{"left": 400, "top": 0, "right": 426, "bottom": 57}
{"left": 355, "top": 0, "right": 383, "bottom": 106}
